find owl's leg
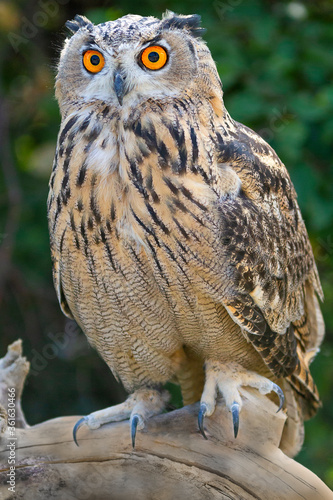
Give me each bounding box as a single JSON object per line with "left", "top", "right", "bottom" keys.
{"left": 73, "top": 387, "right": 169, "bottom": 448}
{"left": 198, "top": 361, "right": 284, "bottom": 439}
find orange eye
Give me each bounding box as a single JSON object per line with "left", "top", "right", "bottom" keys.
{"left": 83, "top": 50, "right": 105, "bottom": 73}
{"left": 141, "top": 45, "right": 168, "bottom": 70}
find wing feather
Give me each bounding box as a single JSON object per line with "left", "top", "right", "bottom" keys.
{"left": 215, "top": 122, "right": 323, "bottom": 410}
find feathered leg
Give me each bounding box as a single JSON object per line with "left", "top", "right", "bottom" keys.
{"left": 73, "top": 388, "right": 169, "bottom": 448}
{"left": 198, "top": 361, "right": 284, "bottom": 439}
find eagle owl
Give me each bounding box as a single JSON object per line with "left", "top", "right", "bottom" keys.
{"left": 48, "top": 11, "right": 324, "bottom": 455}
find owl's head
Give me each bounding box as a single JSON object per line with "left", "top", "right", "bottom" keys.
{"left": 56, "top": 11, "right": 222, "bottom": 116}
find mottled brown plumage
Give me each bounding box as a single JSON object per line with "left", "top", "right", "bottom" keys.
{"left": 48, "top": 11, "right": 324, "bottom": 455}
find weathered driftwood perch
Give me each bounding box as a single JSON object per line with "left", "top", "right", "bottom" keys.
{"left": 0, "top": 341, "right": 332, "bottom": 500}
{"left": 0, "top": 341, "right": 29, "bottom": 433}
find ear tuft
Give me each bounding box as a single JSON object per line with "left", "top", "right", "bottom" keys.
{"left": 161, "top": 11, "right": 206, "bottom": 38}
{"left": 65, "top": 15, "right": 93, "bottom": 34}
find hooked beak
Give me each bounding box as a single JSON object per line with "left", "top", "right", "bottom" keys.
{"left": 114, "top": 71, "right": 126, "bottom": 106}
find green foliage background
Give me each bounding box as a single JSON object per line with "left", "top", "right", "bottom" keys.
{"left": 0, "top": 0, "right": 332, "bottom": 488}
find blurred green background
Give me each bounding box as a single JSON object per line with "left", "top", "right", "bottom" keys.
{"left": 0, "top": 0, "right": 332, "bottom": 489}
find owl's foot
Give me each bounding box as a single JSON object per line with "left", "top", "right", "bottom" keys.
{"left": 198, "top": 361, "right": 284, "bottom": 439}
{"left": 73, "top": 388, "right": 169, "bottom": 448}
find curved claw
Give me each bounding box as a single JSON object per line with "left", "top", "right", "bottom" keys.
{"left": 231, "top": 402, "right": 240, "bottom": 438}
{"left": 73, "top": 416, "right": 88, "bottom": 447}
{"left": 272, "top": 383, "right": 285, "bottom": 412}
{"left": 198, "top": 403, "right": 208, "bottom": 440}
{"left": 131, "top": 414, "right": 140, "bottom": 449}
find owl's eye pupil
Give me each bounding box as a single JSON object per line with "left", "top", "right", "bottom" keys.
{"left": 148, "top": 52, "right": 159, "bottom": 63}
{"left": 90, "top": 54, "right": 101, "bottom": 66}
{"left": 83, "top": 50, "right": 105, "bottom": 73}
{"left": 141, "top": 45, "right": 167, "bottom": 70}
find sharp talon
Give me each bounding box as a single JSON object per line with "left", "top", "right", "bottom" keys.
{"left": 231, "top": 402, "right": 240, "bottom": 438}
{"left": 73, "top": 417, "right": 88, "bottom": 447}
{"left": 198, "top": 403, "right": 208, "bottom": 440}
{"left": 272, "top": 383, "right": 285, "bottom": 412}
{"left": 131, "top": 414, "right": 140, "bottom": 449}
